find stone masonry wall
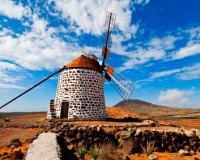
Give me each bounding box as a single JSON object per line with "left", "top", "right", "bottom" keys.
{"left": 48, "top": 123, "right": 200, "bottom": 154}
{"left": 48, "top": 68, "right": 106, "bottom": 119}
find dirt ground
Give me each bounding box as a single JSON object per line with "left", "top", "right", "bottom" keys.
{"left": 0, "top": 113, "right": 47, "bottom": 147}
{"left": 0, "top": 108, "right": 200, "bottom": 159}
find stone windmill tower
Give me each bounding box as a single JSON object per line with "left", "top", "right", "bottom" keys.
{"left": 49, "top": 55, "right": 106, "bottom": 119}
{"left": 47, "top": 12, "right": 134, "bottom": 119}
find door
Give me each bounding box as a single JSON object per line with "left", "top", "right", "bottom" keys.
{"left": 61, "top": 102, "right": 69, "bottom": 118}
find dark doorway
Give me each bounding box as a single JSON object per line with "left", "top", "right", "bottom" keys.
{"left": 61, "top": 102, "right": 69, "bottom": 118}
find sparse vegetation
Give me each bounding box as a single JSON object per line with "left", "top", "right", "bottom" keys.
{"left": 140, "top": 141, "right": 155, "bottom": 156}
{"left": 98, "top": 142, "right": 116, "bottom": 160}
{"left": 77, "top": 146, "right": 87, "bottom": 158}
{"left": 89, "top": 146, "right": 99, "bottom": 159}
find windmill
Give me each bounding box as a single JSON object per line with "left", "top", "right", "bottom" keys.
{"left": 0, "top": 12, "right": 134, "bottom": 120}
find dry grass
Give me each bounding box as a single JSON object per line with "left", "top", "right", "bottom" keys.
{"left": 98, "top": 142, "right": 116, "bottom": 160}
{"left": 121, "top": 139, "right": 133, "bottom": 155}
{"left": 140, "top": 141, "right": 155, "bottom": 156}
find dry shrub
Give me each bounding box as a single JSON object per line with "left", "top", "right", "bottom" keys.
{"left": 140, "top": 141, "right": 155, "bottom": 156}
{"left": 98, "top": 142, "right": 116, "bottom": 160}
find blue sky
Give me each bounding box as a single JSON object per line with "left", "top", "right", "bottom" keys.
{"left": 0, "top": 0, "right": 200, "bottom": 112}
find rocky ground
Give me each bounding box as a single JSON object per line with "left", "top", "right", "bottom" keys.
{"left": 0, "top": 107, "right": 200, "bottom": 160}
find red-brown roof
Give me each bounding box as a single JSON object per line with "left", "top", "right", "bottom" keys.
{"left": 64, "top": 55, "right": 102, "bottom": 72}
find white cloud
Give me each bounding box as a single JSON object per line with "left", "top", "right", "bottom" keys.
{"left": 0, "top": 61, "right": 20, "bottom": 71}
{"left": 49, "top": 0, "right": 142, "bottom": 37}
{"left": 150, "top": 69, "right": 181, "bottom": 79}
{"left": 0, "top": 0, "right": 153, "bottom": 74}
{"left": 144, "top": 62, "right": 200, "bottom": 81}
{"left": 0, "top": 83, "right": 25, "bottom": 89}
{"left": 118, "top": 48, "right": 165, "bottom": 71}
{"left": 117, "top": 33, "right": 178, "bottom": 72}
{"left": 157, "top": 88, "right": 194, "bottom": 107}
{"left": 149, "top": 36, "right": 177, "bottom": 50}
{"left": 0, "top": 72, "right": 21, "bottom": 83}
{"left": 172, "top": 44, "right": 200, "bottom": 60}
{"left": 187, "top": 26, "right": 200, "bottom": 39}
{"left": 0, "top": 0, "right": 29, "bottom": 19}
{"left": 0, "top": 1, "right": 150, "bottom": 71}
{"left": 170, "top": 26, "right": 200, "bottom": 60}
{"left": 0, "top": 15, "right": 81, "bottom": 70}
{"left": 0, "top": 62, "right": 22, "bottom": 82}
{"left": 135, "top": 0, "right": 150, "bottom": 5}
{"left": 177, "top": 63, "right": 200, "bottom": 80}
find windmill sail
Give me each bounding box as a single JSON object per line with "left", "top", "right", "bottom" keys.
{"left": 81, "top": 46, "right": 92, "bottom": 57}
{"left": 105, "top": 66, "right": 134, "bottom": 99}
{"left": 102, "top": 12, "right": 116, "bottom": 68}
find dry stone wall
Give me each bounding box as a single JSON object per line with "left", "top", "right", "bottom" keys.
{"left": 47, "top": 68, "right": 106, "bottom": 119}
{"left": 48, "top": 122, "right": 200, "bottom": 154}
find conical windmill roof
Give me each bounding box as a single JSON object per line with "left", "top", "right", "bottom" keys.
{"left": 64, "top": 55, "right": 102, "bottom": 72}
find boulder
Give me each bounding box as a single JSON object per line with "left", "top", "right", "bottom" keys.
{"left": 25, "top": 132, "right": 60, "bottom": 160}
{"left": 184, "top": 130, "right": 196, "bottom": 138}
{"left": 119, "top": 131, "right": 131, "bottom": 140}
{"left": 148, "top": 154, "right": 158, "bottom": 160}
{"left": 178, "top": 149, "right": 191, "bottom": 156}
{"left": 142, "top": 120, "right": 157, "bottom": 127}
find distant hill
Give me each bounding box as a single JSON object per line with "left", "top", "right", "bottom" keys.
{"left": 114, "top": 99, "right": 200, "bottom": 120}
{"left": 115, "top": 99, "right": 155, "bottom": 107}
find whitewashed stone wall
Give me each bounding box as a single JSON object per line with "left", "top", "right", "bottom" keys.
{"left": 48, "top": 68, "right": 106, "bottom": 119}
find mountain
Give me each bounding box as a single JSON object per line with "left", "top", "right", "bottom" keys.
{"left": 114, "top": 99, "right": 200, "bottom": 120}
{"left": 115, "top": 99, "right": 154, "bottom": 107}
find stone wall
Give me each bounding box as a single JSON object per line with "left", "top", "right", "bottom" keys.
{"left": 48, "top": 123, "right": 200, "bottom": 154}
{"left": 47, "top": 67, "right": 106, "bottom": 119}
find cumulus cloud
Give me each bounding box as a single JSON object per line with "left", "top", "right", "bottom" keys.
{"left": 0, "top": 14, "right": 80, "bottom": 70}
{"left": 0, "top": 0, "right": 150, "bottom": 72}
{"left": 157, "top": 88, "right": 195, "bottom": 107}
{"left": 0, "top": 0, "right": 29, "bottom": 19}
{"left": 50, "top": 0, "right": 141, "bottom": 37}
